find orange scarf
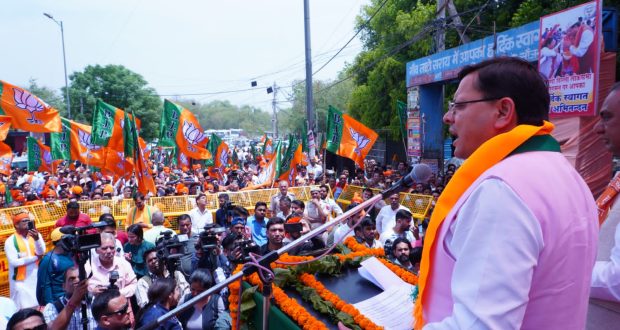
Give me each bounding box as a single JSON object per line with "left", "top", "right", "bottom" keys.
{"left": 13, "top": 234, "right": 37, "bottom": 281}
{"left": 414, "top": 121, "right": 554, "bottom": 329}
{"left": 596, "top": 175, "right": 620, "bottom": 226}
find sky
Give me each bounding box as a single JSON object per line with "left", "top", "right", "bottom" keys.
{"left": 1, "top": 0, "right": 368, "bottom": 112}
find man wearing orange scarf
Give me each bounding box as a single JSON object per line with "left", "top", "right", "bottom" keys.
{"left": 589, "top": 82, "right": 620, "bottom": 325}
{"left": 415, "top": 57, "right": 597, "bottom": 329}
{"left": 5, "top": 212, "right": 46, "bottom": 309}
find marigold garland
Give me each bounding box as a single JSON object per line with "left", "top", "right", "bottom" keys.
{"left": 376, "top": 258, "right": 418, "bottom": 285}
{"left": 343, "top": 236, "right": 385, "bottom": 257}
{"left": 298, "top": 273, "right": 383, "bottom": 330}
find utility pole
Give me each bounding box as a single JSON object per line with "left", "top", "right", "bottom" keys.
{"left": 436, "top": 0, "right": 447, "bottom": 52}
{"left": 303, "top": 0, "right": 315, "bottom": 148}
{"left": 44, "top": 13, "right": 71, "bottom": 119}
{"left": 271, "top": 82, "right": 278, "bottom": 139}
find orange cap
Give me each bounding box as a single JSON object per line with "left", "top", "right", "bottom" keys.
{"left": 12, "top": 212, "right": 30, "bottom": 226}
{"left": 72, "top": 186, "right": 83, "bottom": 195}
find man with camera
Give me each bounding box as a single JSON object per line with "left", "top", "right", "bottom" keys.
{"left": 42, "top": 266, "right": 97, "bottom": 330}
{"left": 135, "top": 248, "right": 189, "bottom": 308}
{"left": 37, "top": 227, "right": 75, "bottom": 306}
{"left": 86, "top": 233, "right": 137, "bottom": 298}
{"left": 283, "top": 216, "right": 325, "bottom": 256}
{"left": 5, "top": 211, "right": 46, "bottom": 309}
{"left": 143, "top": 211, "right": 174, "bottom": 245}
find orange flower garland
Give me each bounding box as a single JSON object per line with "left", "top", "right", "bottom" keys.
{"left": 376, "top": 258, "right": 418, "bottom": 285}
{"left": 245, "top": 271, "right": 329, "bottom": 330}
{"left": 298, "top": 273, "right": 383, "bottom": 330}
{"left": 343, "top": 236, "right": 385, "bottom": 257}
{"left": 228, "top": 265, "right": 244, "bottom": 330}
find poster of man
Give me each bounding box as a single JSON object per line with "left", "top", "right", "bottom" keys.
{"left": 537, "top": 0, "right": 600, "bottom": 117}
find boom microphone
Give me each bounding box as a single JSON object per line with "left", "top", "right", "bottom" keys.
{"left": 381, "top": 163, "right": 433, "bottom": 198}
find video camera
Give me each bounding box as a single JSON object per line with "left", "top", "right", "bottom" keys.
{"left": 232, "top": 238, "right": 259, "bottom": 264}
{"left": 197, "top": 223, "right": 227, "bottom": 271}
{"left": 155, "top": 230, "right": 187, "bottom": 274}
{"left": 58, "top": 221, "right": 109, "bottom": 253}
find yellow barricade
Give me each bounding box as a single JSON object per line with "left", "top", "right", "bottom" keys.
{"left": 336, "top": 185, "right": 433, "bottom": 220}
{"left": 0, "top": 185, "right": 326, "bottom": 298}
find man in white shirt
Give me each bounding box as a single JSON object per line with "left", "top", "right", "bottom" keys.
{"left": 306, "top": 158, "right": 323, "bottom": 180}
{"left": 375, "top": 193, "right": 410, "bottom": 234}
{"left": 143, "top": 211, "right": 175, "bottom": 245}
{"left": 379, "top": 209, "right": 415, "bottom": 245}
{"left": 331, "top": 203, "right": 365, "bottom": 245}
{"left": 188, "top": 193, "right": 213, "bottom": 234}
{"left": 319, "top": 184, "right": 343, "bottom": 220}
{"left": 270, "top": 180, "right": 296, "bottom": 215}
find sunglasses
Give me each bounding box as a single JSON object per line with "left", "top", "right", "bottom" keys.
{"left": 105, "top": 303, "right": 129, "bottom": 316}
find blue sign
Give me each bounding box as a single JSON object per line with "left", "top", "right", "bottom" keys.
{"left": 406, "top": 21, "right": 540, "bottom": 87}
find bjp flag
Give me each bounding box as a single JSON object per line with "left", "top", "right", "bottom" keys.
{"left": 68, "top": 120, "right": 106, "bottom": 168}
{"left": 27, "top": 137, "right": 52, "bottom": 173}
{"left": 326, "top": 105, "right": 378, "bottom": 169}
{"left": 160, "top": 100, "right": 211, "bottom": 160}
{"left": 278, "top": 142, "right": 303, "bottom": 185}
{"left": 91, "top": 99, "right": 141, "bottom": 152}
{"left": 0, "top": 115, "right": 11, "bottom": 141}
{"left": 0, "top": 141, "right": 13, "bottom": 176}
{"left": 0, "top": 80, "right": 62, "bottom": 132}
{"left": 103, "top": 148, "right": 134, "bottom": 179}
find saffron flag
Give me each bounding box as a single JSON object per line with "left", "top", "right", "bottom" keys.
{"left": 0, "top": 80, "right": 62, "bottom": 133}
{"left": 0, "top": 116, "right": 11, "bottom": 141}
{"left": 255, "top": 141, "right": 282, "bottom": 188}
{"left": 103, "top": 149, "right": 133, "bottom": 179}
{"left": 397, "top": 100, "right": 408, "bottom": 140}
{"left": 207, "top": 133, "right": 231, "bottom": 181}
{"left": 130, "top": 111, "right": 156, "bottom": 195}
{"left": 0, "top": 141, "right": 13, "bottom": 176}
{"left": 91, "top": 99, "right": 141, "bottom": 151}
{"left": 277, "top": 135, "right": 297, "bottom": 178}
{"left": 262, "top": 136, "right": 275, "bottom": 160}
{"left": 278, "top": 142, "right": 303, "bottom": 185}
{"left": 160, "top": 100, "right": 211, "bottom": 160}
{"left": 326, "top": 105, "right": 378, "bottom": 169}
{"left": 27, "top": 137, "right": 52, "bottom": 173}
{"left": 51, "top": 118, "right": 106, "bottom": 168}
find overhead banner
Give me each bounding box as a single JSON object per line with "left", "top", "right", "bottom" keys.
{"left": 538, "top": 0, "right": 601, "bottom": 117}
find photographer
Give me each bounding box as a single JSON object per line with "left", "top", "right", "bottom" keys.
{"left": 37, "top": 228, "right": 75, "bottom": 306}
{"left": 86, "top": 233, "right": 137, "bottom": 298}
{"left": 42, "top": 267, "right": 97, "bottom": 330}
{"left": 177, "top": 215, "right": 199, "bottom": 280}
{"left": 135, "top": 249, "right": 189, "bottom": 308}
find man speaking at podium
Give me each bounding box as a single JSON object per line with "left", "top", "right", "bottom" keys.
{"left": 415, "top": 57, "right": 598, "bottom": 329}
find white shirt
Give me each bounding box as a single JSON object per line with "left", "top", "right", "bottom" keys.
{"left": 144, "top": 226, "right": 176, "bottom": 245}
{"left": 375, "top": 204, "right": 411, "bottom": 234}
{"left": 322, "top": 198, "right": 343, "bottom": 219}
{"left": 306, "top": 163, "right": 323, "bottom": 179}
{"left": 5, "top": 232, "right": 46, "bottom": 309}
{"left": 379, "top": 228, "right": 415, "bottom": 245}
{"left": 425, "top": 179, "right": 543, "bottom": 330}
{"left": 332, "top": 223, "right": 354, "bottom": 244}
{"left": 188, "top": 207, "right": 213, "bottom": 234}
{"left": 591, "top": 191, "right": 620, "bottom": 301}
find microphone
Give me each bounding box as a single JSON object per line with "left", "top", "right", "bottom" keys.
{"left": 381, "top": 164, "right": 432, "bottom": 198}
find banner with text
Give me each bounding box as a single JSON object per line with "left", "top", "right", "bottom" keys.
{"left": 538, "top": 1, "right": 600, "bottom": 117}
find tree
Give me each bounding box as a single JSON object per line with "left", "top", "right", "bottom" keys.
{"left": 66, "top": 64, "right": 162, "bottom": 140}
{"left": 27, "top": 79, "right": 65, "bottom": 114}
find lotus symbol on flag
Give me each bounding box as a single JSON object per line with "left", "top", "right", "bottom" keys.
{"left": 266, "top": 144, "right": 273, "bottom": 154}
{"left": 219, "top": 151, "right": 228, "bottom": 169}
{"left": 182, "top": 121, "right": 207, "bottom": 151}
{"left": 349, "top": 127, "right": 370, "bottom": 156}
{"left": 78, "top": 129, "right": 102, "bottom": 154}
{"left": 288, "top": 168, "right": 296, "bottom": 184}
{"left": 258, "top": 163, "right": 274, "bottom": 183}
{"left": 13, "top": 88, "right": 44, "bottom": 124}
{"left": 179, "top": 153, "right": 188, "bottom": 166}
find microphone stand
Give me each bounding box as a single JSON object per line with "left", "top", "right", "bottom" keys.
{"left": 137, "top": 177, "right": 411, "bottom": 330}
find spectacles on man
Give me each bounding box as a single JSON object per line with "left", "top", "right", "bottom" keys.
{"left": 448, "top": 97, "right": 501, "bottom": 112}
{"left": 105, "top": 303, "right": 129, "bottom": 316}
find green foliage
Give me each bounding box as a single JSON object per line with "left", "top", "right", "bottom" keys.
{"left": 27, "top": 79, "right": 65, "bottom": 114}
{"left": 67, "top": 64, "right": 162, "bottom": 140}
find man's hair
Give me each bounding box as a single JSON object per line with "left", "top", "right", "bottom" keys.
{"left": 219, "top": 193, "right": 230, "bottom": 201}
{"left": 319, "top": 184, "right": 329, "bottom": 191}
{"left": 143, "top": 247, "right": 157, "bottom": 261}
{"left": 362, "top": 187, "right": 374, "bottom": 195}
{"left": 255, "top": 201, "right": 267, "bottom": 209}
{"left": 151, "top": 211, "right": 164, "bottom": 226}
{"left": 133, "top": 192, "right": 145, "bottom": 201}
{"left": 354, "top": 216, "right": 376, "bottom": 234}
{"left": 222, "top": 232, "right": 239, "bottom": 250}
{"left": 177, "top": 214, "right": 191, "bottom": 223}
{"left": 458, "top": 57, "right": 549, "bottom": 126}
{"left": 66, "top": 201, "right": 80, "bottom": 210}
{"left": 196, "top": 193, "right": 206, "bottom": 200}
{"left": 147, "top": 277, "right": 177, "bottom": 304}
{"left": 7, "top": 308, "right": 45, "bottom": 330}
{"left": 92, "top": 289, "right": 121, "bottom": 322}
{"left": 396, "top": 209, "right": 412, "bottom": 221}
{"left": 189, "top": 268, "right": 214, "bottom": 289}
{"left": 291, "top": 199, "right": 305, "bottom": 210}
{"left": 279, "top": 196, "right": 291, "bottom": 204}
{"left": 64, "top": 266, "right": 79, "bottom": 279}
{"left": 99, "top": 213, "right": 116, "bottom": 228}
{"left": 266, "top": 216, "right": 285, "bottom": 230}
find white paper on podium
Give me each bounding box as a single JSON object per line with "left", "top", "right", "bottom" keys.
{"left": 354, "top": 257, "right": 415, "bottom": 329}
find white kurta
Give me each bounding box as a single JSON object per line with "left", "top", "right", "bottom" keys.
{"left": 5, "top": 233, "right": 46, "bottom": 309}
{"left": 375, "top": 204, "right": 411, "bottom": 235}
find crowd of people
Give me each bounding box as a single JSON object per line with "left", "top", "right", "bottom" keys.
{"left": 3, "top": 55, "right": 620, "bottom": 330}
{"left": 1, "top": 147, "right": 448, "bottom": 329}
